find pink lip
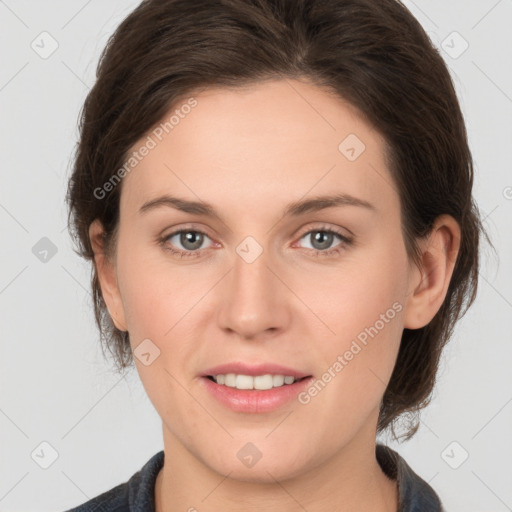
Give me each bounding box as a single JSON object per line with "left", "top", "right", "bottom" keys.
{"left": 199, "top": 362, "right": 313, "bottom": 413}
{"left": 202, "top": 362, "right": 310, "bottom": 379}
{"left": 199, "top": 375, "right": 314, "bottom": 413}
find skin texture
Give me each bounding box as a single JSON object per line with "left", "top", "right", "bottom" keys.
{"left": 89, "top": 78, "right": 460, "bottom": 511}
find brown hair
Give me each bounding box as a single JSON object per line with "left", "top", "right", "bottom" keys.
{"left": 66, "top": 0, "right": 491, "bottom": 440}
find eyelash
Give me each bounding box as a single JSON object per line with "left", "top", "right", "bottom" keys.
{"left": 159, "top": 225, "right": 353, "bottom": 259}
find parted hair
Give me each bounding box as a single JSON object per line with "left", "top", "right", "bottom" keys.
{"left": 66, "top": 0, "right": 490, "bottom": 440}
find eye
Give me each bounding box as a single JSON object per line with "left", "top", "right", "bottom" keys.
{"left": 159, "top": 225, "right": 353, "bottom": 259}
{"left": 160, "top": 229, "right": 213, "bottom": 258}
{"left": 296, "top": 227, "right": 352, "bottom": 256}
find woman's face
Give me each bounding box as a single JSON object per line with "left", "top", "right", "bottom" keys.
{"left": 101, "top": 78, "right": 420, "bottom": 481}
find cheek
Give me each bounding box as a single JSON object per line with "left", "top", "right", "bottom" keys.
{"left": 115, "top": 242, "right": 202, "bottom": 339}
{"left": 305, "top": 239, "right": 407, "bottom": 347}
{"left": 301, "top": 238, "right": 407, "bottom": 402}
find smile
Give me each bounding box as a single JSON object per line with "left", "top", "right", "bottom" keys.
{"left": 208, "top": 373, "right": 307, "bottom": 390}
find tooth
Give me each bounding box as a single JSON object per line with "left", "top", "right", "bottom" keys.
{"left": 224, "top": 373, "right": 236, "bottom": 387}
{"left": 272, "top": 375, "right": 285, "bottom": 387}
{"left": 254, "top": 374, "right": 273, "bottom": 390}
{"left": 211, "top": 373, "right": 300, "bottom": 389}
{"left": 235, "top": 374, "right": 254, "bottom": 389}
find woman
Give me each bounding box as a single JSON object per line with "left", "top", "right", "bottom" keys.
{"left": 65, "top": 0, "right": 488, "bottom": 510}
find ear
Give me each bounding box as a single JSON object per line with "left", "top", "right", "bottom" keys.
{"left": 89, "top": 219, "right": 128, "bottom": 332}
{"left": 403, "top": 214, "right": 461, "bottom": 329}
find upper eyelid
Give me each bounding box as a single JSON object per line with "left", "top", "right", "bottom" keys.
{"left": 164, "top": 223, "right": 349, "bottom": 238}
{"left": 296, "top": 225, "right": 351, "bottom": 239}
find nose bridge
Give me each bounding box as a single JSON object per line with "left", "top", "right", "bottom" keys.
{"left": 217, "top": 235, "right": 289, "bottom": 337}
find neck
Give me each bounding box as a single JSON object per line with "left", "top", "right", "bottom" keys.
{"left": 154, "top": 425, "right": 398, "bottom": 512}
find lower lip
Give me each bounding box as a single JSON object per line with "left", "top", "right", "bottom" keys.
{"left": 199, "top": 376, "right": 314, "bottom": 413}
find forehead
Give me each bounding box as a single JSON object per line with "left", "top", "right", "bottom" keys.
{"left": 119, "top": 78, "right": 397, "bottom": 221}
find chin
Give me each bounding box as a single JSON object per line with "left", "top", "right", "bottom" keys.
{"left": 205, "top": 448, "right": 313, "bottom": 484}
{"left": 217, "top": 463, "right": 303, "bottom": 484}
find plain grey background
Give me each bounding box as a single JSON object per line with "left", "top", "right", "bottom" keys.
{"left": 0, "top": 1, "right": 511, "bottom": 510}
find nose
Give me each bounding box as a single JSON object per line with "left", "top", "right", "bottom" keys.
{"left": 216, "top": 242, "right": 291, "bottom": 340}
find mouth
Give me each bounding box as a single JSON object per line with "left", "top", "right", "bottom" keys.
{"left": 205, "top": 374, "right": 311, "bottom": 390}
{"left": 199, "top": 365, "right": 314, "bottom": 413}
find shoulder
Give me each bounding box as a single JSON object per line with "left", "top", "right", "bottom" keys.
{"left": 376, "top": 443, "right": 446, "bottom": 512}
{"left": 64, "top": 451, "right": 165, "bottom": 512}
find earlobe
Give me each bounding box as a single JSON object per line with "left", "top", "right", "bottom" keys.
{"left": 88, "top": 220, "right": 128, "bottom": 332}
{"left": 403, "top": 215, "right": 461, "bottom": 330}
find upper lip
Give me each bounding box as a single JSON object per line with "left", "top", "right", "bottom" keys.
{"left": 202, "top": 362, "right": 311, "bottom": 379}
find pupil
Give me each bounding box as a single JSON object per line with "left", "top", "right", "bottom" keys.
{"left": 181, "top": 231, "right": 203, "bottom": 250}
{"left": 312, "top": 231, "right": 332, "bottom": 250}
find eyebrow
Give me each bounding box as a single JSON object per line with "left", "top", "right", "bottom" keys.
{"left": 138, "top": 192, "right": 376, "bottom": 220}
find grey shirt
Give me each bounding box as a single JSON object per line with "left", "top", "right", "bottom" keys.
{"left": 65, "top": 444, "right": 444, "bottom": 511}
